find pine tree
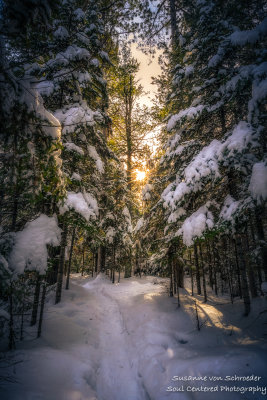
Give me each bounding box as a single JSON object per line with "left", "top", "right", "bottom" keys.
{"left": 140, "top": 0, "right": 267, "bottom": 315}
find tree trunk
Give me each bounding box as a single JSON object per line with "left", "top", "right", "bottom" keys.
{"left": 55, "top": 223, "right": 68, "bottom": 304}
{"left": 199, "top": 243, "right": 207, "bottom": 302}
{"left": 189, "top": 250, "right": 194, "bottom": 296}
{"left": 249, "top": 215, "right": 263, "bottom": 294}
{"left": 66, "top": 227, "right": 75, "bottom": 290}
{"left": 113, "top": 244, "right": 116, "bottom": 284}
{"left": 169, "top": 260, "right": 174, "bottom": 297}
{"left": 124, "top": 248, "right": 132, "bottom": 278}
{"left": 169, "top": 0, "right": 178, "bottom": 45}
{"left": 20, "top": 283, "right": 25, "bottom": 341}
{"left": 97, "top": 246, "right": 102, "bottom": 274}
{"left": 173, "top": 261, "right": 177, "bottom": 295}
{"left": 235, "top": 234, "right": 250, "bottom": 316}
{"left": 81, "top": 246, "right": 85, "bottom": 276}
{"left": 9, "top": 283, "right": 15, "bottom": 350}
{"left": 37, "top": 283, "right": 46, "bottom": 338}
{"left": 244, "top": 224, "right": 257, "bottom": 297}
{"left": 211, "top": 240, "right": 218, "bottom": 296}
{"left": 31, "top": 273, "right": 41, "bottom": 326}
{"left": 234, "top": 239, "right": 242, "bottom": 298}
{"left": 255, "top": 207, "right": 267, "bottom": 280}
{"left": 194, "top": 242, "right": 201, "bottom": 295}
{"left": 125, "top": 75, "right": 133, "bottom": 192}
{"left": 225, "top": 236, "right": 233, "bottom": 304}
{"left": 94, "top": 252, "right": 98, "bottom": 273}
{"left": 207, "top": 241, "right": 213, "bottom": 289}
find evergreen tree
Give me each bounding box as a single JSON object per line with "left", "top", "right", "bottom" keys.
{"left": 141, "top": 0, "right": 267, "bottom": 315}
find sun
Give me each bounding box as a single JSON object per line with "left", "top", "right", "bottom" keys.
{"left": 135, "top": 169, "right": 146, "bottom": 181}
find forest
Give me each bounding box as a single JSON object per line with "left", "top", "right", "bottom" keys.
{"left": 0, "top": 1, "right": 267, "bottom": 399}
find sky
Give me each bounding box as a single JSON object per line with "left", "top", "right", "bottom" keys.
{"left": 131, "top": 45, "right": 162, "bottom": 107}
{"left": 130, "top": 45, "right": 163, "bottom": 155}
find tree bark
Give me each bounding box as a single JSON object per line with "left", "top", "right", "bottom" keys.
{"left": 194, "top": 242, "right": 201, "bottom": 295}
{"left": 31, "top": 273, "right": 41, "bottom": 326}
{"left": 244, "top": 224, "right": 257, "bottom": 297}
{"left": 169, "top": 0, "right": 178, "bottom": 46}
{"left": 199, "top": 242, "right": 207, "bottom": 302}
{"left": 66, "top": 227, "right": 75, "bottom": 290}
{"left": 124, "top": 248, "right": 132, "bottom": 278}
{"left": 9, "top": 283, "right": 15, "bottom": 350}
{"left": 207, "top": 241, "right": 213, "bottom": 289}
{"left": 235, "top": 234, "right": 250, "bottom": 316}
{"left": 255, "top": 207, "right": 267, "bottom": 280}
{"left": 20, "top": 281, "right": 25, "bottom": 341}
{"left": 37, "top": 283, "right": 46, "bottom": 338}
{"left": 249, "top": 214, "right": 263, "bottom": 293}
{"left": 169, "top": 260, "right": 174, "bottom": 297}
{"left": 233, "top": 239, "right": 242, "bottom": 298}
{"left": 211, "top": 240, "right": 218, "bottom": 296}
{"left": 81, "top": 246, "right": 85, "bottom": 276}
{"left": 189, "top": 250, "right": 194, "bottom": 296}
{"left": 55, "top": 223, "right": 68, "bottom": 304}
{"left": 113, "top": 244, "right": 116, "bottom": 284}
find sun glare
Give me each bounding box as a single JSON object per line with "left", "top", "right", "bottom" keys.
{"left": 135, "top": 169, "right": 146, "bottom": 181}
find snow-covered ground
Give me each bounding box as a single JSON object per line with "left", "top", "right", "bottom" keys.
{"left": 1, "top": 274, "right": 267, "bottom": 400}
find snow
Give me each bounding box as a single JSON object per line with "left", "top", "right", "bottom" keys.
{"left": 162, "top": 140, "right": 221, "bottom": 210}
{"left": 208, "top": 53, "right": 223, "bottom": 68}
{"left": 230, "top": 17, "right": 267, "bottom": 46}
{"left": 164, "top": 134, "right": 187, "bottom": 160}
{"left": 87, "top": 145, "right": 104, "bottom": 174}
{"left": 53, "top": 26, "right": 69, "bottom": 39}
{"left": 35, "top": 80, "right": 55, "bottom": 97}
{"left": 60, "top": 192, "right": 98, "bottom": 221}
{"left": 122, "top": 207, "right": 132, "bottom": 233}
{"left": 163, "top": 181, "right": 191, "bottom": 209}
{"left": 176, "top": 204, "right": 214, "bottom": 246}
{"left": 167, "top": 208, "right": 186, "bottom": 223}
{"left": 248, "top": 79, "right": 267, "bottom": 122}
{"left": 135, "top": 217, "right": 144, "bottom": 232}
{"left": 167, "top": 105, "right": 205, "bottom": 131}
{"left": 184, "top": 65, "right": 194, "bottom": 77}
{"left": 20, "top": 82, "right": 61, "bottom": 139}
{"left": 248, "top": 162, "right": 267, "bottom": 203}
{"left": 47, "top": 46, "right": 91, "bottom": 67}
{"left": 76, "top": 32, "right": 90, "bottom": 46}
{"left": 90, "top": 58, "right": 100, "bottom": 67}
{"left": 55, "top": 103, "right": 99, "bottom": 134}
{"left": 1, "top": 274, "right": 266, "bottom": 400}
{"left": 83, "top": 192, "right": 99, "bottom": 217}
{"left": 74, "top": 8, "right": 85, "bottom": 20}
{"left": 184, "top": 139, "right": 221, "bottom": 181}
{"left": 167, "top": 133, "right": 181, "bottom": 150}
{"left": 37, "top": 106, "right": 61, "bottom": 139}
{"left": 71, "top": 172, "right": 82, "bottom": 181}
{"left": 122, "top": 206, "right": 130, "bottom": 220}
{"left": 220, "top": 121, "right": 256, "bottom": 155}
{"left": 64, "top": 142, "right": 84, "bottom": 155}
{"left": 8, "top": 215, "right": 61, "bottom": 275}
{"left": 73, "top": 71, "right": 92, "bottom": 85}
{"left": 100, "top": 51, "right": 110, "bottom": 62}
{"left": 106, "top": 227, "right": 115, "bottom": 244}
{"left": 219, "top": 195, "right": 240, "bottom": 221}
{"left": 142, "top": 183, "right": 153, "bottom": 201}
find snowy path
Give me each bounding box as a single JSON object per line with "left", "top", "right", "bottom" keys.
{"left": 93, "top": 286, "right": 148, "bottom": 400}
{"left": 1, "top": 274, "right": 267, "bottom": 400}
